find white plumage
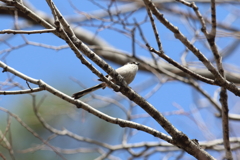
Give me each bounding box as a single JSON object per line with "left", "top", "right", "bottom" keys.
{"left": 72, "top": 62, "right": 139, "bottom": 99}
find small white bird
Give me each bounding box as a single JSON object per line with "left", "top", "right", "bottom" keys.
{"left": 72, "top": 62, "right": 139, "bottom": 99}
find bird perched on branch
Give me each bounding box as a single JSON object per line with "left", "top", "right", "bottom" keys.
{"left": 72, "top": 62, "right": 139, "bottom": 99}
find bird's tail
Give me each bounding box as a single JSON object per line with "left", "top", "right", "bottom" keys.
{"left": 72, "top": 83, "right": 103, "bottom": 99}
